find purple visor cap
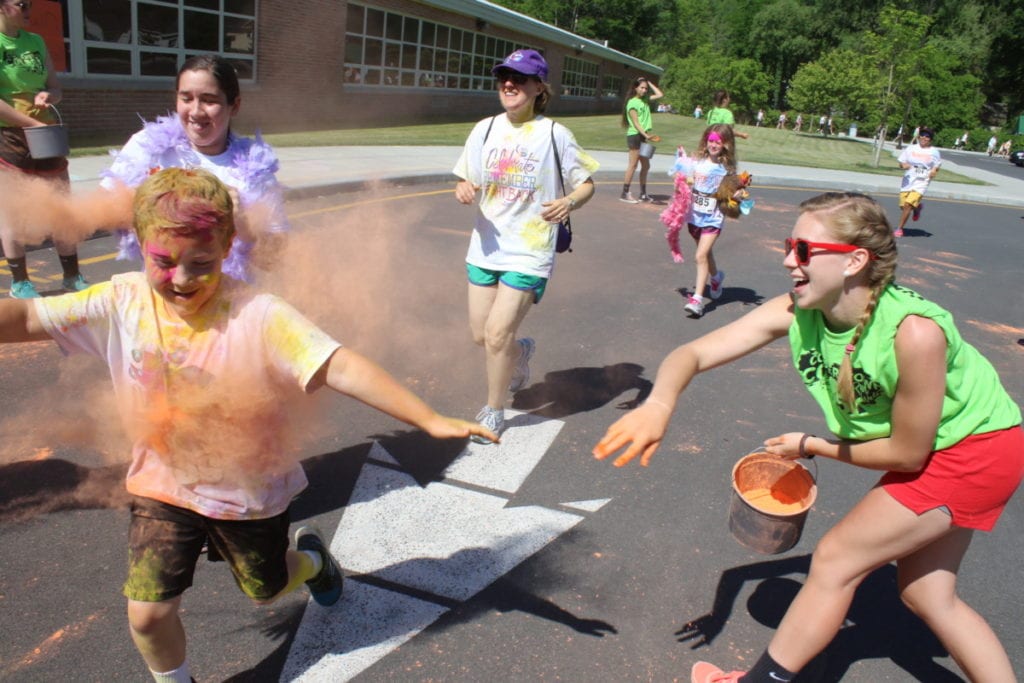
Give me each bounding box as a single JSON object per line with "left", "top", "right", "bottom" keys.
{"left": 492, "top": 49, "right": 548, "bottom": 80}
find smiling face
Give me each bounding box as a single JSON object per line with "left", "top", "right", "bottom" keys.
{"left": 784, "top": 213, "right": 855, "bottom": 312}
{"left": 144, "top": 228, "right": 228, "bottom": 319}
{"left": 176, "top": 69, "right": 240, "bottom": 155}
{"left": 495, "top": 70, "right": 544, "bottom": 123}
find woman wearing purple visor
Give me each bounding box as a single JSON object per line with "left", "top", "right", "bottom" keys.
{"left": 453, "top": 49, "right": 599, "bottom": 440}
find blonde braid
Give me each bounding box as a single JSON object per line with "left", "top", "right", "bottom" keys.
{"left": 836, "top": 283, "right": 884, "bottom": 411}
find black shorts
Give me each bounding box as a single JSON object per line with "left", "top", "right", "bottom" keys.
{"left": 626, "top": 133, "right": 644, "bottom": 150}
{"left": 0, "top": 127, "right": 69, "bottom": 176}
{"left": 123, "top": 496, "right": 291, "bottom": 603}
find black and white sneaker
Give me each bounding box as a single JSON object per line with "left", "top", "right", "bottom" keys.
{"left": 295, "top": 526, "right": 343, "bottom": 606}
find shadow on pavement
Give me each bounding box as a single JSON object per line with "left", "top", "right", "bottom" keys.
{"left": 511, "top": 362, "right": 652, "bottom": 418}
{"left": 0, "top": 457, "right": 130, "bottom": 523}
{"left": 676, "top": 554, "right": 963, "bottom": 682}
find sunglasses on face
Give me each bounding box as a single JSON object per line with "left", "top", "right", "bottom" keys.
{"left": 495, "top": 72, "right": 530, "bottom": 86}
{"left": 784, "top": 238, "right": 877, "bottom": 266}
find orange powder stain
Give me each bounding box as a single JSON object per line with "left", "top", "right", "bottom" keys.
{"left": 30, "top": 447, "right": 54, "bottom": 461}
{"left": 7, "top": 611, "right": 105, "bottom": 674}
{"left": 964, "top": 320, "right": 1024, "bottom": 337}
{"left": 742, "top": 486, "right": 805, "bottom": 514}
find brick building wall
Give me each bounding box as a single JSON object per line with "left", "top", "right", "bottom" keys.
{"left": 57, "top": 0, "right": 656, "bottom": 143}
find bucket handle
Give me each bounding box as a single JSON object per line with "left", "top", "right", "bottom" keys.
{"left": 46, "top": 104, "right": 63, "bottom": 126}
{"left": 743, "top": 447, "right": 818, "bottom": 482}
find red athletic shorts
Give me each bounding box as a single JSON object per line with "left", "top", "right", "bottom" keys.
{"left": 879, "top": 425, "right": 1024, "bottom": 531}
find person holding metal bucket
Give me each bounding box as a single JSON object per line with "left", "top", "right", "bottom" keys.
{"left": 620, "top": 76, "right": 662, "bottom": 204}
{"left": 594, "top": 192, "right": 1022, "bottom": 683}
{"left": 0, "top": 0, "right": 88, "bottom": 298}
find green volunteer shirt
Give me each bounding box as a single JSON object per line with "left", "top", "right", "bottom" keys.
{"left": 706, "top": 107, "right": 735, "bottom": 126}
{"left": 788, "top": 283, "right": 1020, "bottom": 449}
{"left": 0, "top": 30, "right": 54, "bottom": 126}
{"left": 625, "top": 96, "right": 652, "bottom": 136}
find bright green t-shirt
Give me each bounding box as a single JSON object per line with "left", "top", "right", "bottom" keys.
{"left": 625, "top": 97, "right": 652, "bottom": 136}
{"left": 706, "top": 107, "right": 735, "bottom": 126}
{"left": 788, "top": 283, "right": 1020, "bottom": 449}
{"left": 0, "top": 30, "right": 53, "bottom": 126}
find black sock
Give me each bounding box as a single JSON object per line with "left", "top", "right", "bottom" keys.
{"left": 59, "top": 253, "right": 80, "bottom": 279}
{"left": 744, "top": 650, "right": 797, "bottom": 682}
{"left": 622, "top": 184, "right": 630, "bottom": 193}
{"left": 7, "top": 256, "right": 30, "bottom": 283}
{"left": 640, "top": 185, "right": 648, "bottom": 196}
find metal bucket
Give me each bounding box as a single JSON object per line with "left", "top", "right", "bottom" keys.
{"left": 728, "top": 452, "right": 817, "bottom": 554}
{"left": 23, "top": 105, "right": 70, "bottom": 159}
{"left": 638, "top": 141, "right": 657, "bottom": 159}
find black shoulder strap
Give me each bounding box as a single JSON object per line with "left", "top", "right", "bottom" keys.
{"left": 482, "top": 115, "right": 496, "bottom": 144}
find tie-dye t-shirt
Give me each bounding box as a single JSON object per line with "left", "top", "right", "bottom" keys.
{"left": 34, "top": 272, "right": 341, "bottom": 520}
{"left": 453, "top": 114, "right": 599, "bottom": 278}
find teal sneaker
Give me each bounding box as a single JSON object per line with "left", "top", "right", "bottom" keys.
{"left": 62, "top": 274, "right": 90, "bottom": 292}
{"left": 9, "top": 280, "right": 40, "bottom": 299}
{"left": 295, "top": 525, "right": 343, "bottom": 606}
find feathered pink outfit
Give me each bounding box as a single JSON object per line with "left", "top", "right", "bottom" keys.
{"left": 660, "top": 148, "right": 692, "bottom": 263}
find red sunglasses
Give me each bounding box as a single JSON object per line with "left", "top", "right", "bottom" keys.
{"left": 784, "top": 238, "right": 877, "bottom": 266}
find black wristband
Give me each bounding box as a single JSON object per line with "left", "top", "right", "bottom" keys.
{"left": 799, "top": 433, "right": 815, "bottom": 459}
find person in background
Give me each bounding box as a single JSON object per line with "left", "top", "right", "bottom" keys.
{"left": 693, "top": 104, "right": 703, "bottom": 119}
{"left": 103, "top": 54, "right": 288, "bottom": 283}
{"left": 986, "top": 134, "right": 997, "bottom": 157}
{"left": 0, "top": 0, "right": 88, "bottom": 298}
{"left": 620, "top": 76, "right": 663, "bottom": 203}
{"left": 707, "top": 90, "right": 749, "bottom": 140}
{"left": 595, "top": 192, "right": 1022, "bottom": 683}
{"left": 453, "top": 49, "right": 597, "bottom": 440}
{"left": 895, "top": 126, "right": 942, "bottom": 237}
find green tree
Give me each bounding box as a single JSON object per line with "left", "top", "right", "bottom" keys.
{"left": 787, "top": 49, "right": 877, "bottom": 124}
{"left": 659, "top": 45, "right": 771, "bottom": 124}
{"left": 747, "top": 0, "right": 819, "bottom": 108}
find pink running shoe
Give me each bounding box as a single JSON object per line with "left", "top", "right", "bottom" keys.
{"left": 691, "top": 661, "right": 746, "bottom": 683}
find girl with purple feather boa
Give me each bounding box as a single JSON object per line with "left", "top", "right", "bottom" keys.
{"left": 101, "top": 54, "right": 288, "bottom": 282}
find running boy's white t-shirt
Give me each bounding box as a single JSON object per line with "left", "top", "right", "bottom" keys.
{"left": 453, "top": 114, "right": 599, "bottom": 279}
{"left": 898, "top": 143, "right": 942, "bottom": 194}
{"left": 34, "top": 273, "right": 341, "bottom": 520}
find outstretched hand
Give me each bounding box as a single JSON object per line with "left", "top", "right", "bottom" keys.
{"left": 592, "top": 402, "right": 672, "bottom": 467}
{"left": 424, "top": 414, "right": 499, "bottom": 443}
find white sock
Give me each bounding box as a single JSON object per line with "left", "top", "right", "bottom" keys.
{"left": 303, "top": 549, "right": 324, "bottom": 576}
{"left": 150, "top": 660, "right": 191, "bottom": 683}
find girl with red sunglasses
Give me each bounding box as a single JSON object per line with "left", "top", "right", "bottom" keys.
{"left": 594, "top": 191, "right": 1022, "bottom": 683}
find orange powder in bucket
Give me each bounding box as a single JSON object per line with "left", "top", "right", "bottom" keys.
{"left": 739, "top": 466, "right": 813, "bottom": 514}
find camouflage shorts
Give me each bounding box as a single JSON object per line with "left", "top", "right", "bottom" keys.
{"left": 123, "top": 496, "right": 290, "bottom": 602}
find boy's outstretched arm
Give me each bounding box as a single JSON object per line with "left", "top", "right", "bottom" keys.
{"left": 315, "top": 347, "right": 498, "bottom": 443}
{"left": 0, "top": 300, "right": 51, "bottom": 343}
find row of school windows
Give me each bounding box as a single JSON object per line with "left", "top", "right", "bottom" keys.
{"left": 45, "top": 0, "right": 624, "bottom": 97}
{"left": 343, "top": 3, "right": 624, "bottom": 98}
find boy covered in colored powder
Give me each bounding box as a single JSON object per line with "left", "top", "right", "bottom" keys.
{"left": 0, "top": 168, "right": 496, "bottom": 682}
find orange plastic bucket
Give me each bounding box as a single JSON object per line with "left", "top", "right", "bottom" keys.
{"left": 729, "top": 452, "right": 817, "bottom": 554}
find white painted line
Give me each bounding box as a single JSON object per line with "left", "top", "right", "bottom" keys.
{"left": 337, "top": 460, "right": 583, "bottom": 601}
{"left": 560, "top": 498, "right": 612, "bottom": 513}
{"left": 281, "top": 580, "right": 448, "bottom": 682}
{"left": 444, "top": 410, "right": 563, "bottom": 493}
{"left": 284, "top": 416, "right": 601, "bottom": 681}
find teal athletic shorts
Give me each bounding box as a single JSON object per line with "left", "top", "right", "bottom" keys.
{"left": 466, "top": 263, "right": 548, "bottom": 303}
